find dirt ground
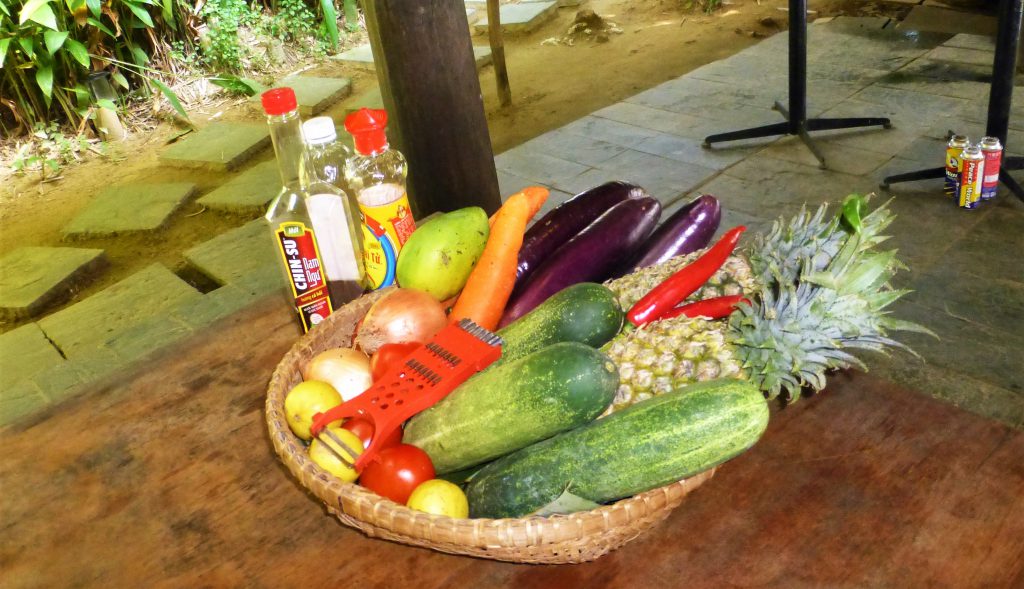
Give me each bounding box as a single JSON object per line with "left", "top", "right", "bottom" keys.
{"left": 0, "top": 0, "right": 909, "bottom": 332}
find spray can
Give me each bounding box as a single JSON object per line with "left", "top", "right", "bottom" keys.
{"left": 945, "top": 134, "right": 970, "bottom": 198}
{"left": 979, "top": 136, "right": 1003, "bottom": 201}
{"left": 344, "top": 108, "right": 415, "bottom": 290}
{"left": 957, "top": 145, "right": 985, "bottom": 210}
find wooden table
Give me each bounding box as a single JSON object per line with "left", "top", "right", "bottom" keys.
{"left": 2, "top": 297, "right": 1022, "bottom": 588}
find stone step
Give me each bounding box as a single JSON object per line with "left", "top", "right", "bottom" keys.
{"left": 62, "top": 182, "right": 196, "bottom": 240}
{"left": 0, "top": 247, "right": 108, "bottom": 320}
{"left": 197, "top": 160, "right": 279, "bottom": 215}
{"left": 183, "top": 219, "right": 283, "bottom": 288}
{"left": 252, "top": 75, "right": 353, "bottom": 116}
{"left": 159, "top": 122, "right": 270, "bottom": 172}
{"left": 0, "top": 323, "right": 65, "bottom": 393}
{"left": 473, "top": 1, "right": 557, "bottom": 34}
{"left": 37, "top": 263, "right": 203, "bottom": 359}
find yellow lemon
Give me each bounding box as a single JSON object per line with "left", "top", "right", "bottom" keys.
{"left": 406, "top": 479, "right": 469, "bottom": 518}
{"left": 308, "top": 427, "right": 363, "bottom": 482}
{"left": 284, "top": 380, "right": 342, "bottom": 440}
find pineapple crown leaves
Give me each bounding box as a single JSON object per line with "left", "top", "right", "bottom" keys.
{"left": 729, "top": 194, "right": 932, "bottom": 403}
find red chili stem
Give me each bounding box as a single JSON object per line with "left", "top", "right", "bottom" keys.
{"left": 658, "top": 295, "right": 749, "bottom": 322}
{"left": 627, "top": 226, "right": 746, "bottom": 327}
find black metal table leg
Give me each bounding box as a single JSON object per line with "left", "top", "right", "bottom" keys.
{"left": 702, "top": 0, "right": 891, "bottom": 169}
{"left": 882, "top": 0, "right": 1024, "bottom": 203}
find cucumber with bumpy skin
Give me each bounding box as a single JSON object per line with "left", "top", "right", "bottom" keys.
{"left": 493, "top": 282, "right": 623, "bottom": 368}
{"left": 466, "top": 379, "right": 769, "bottom": 518}
{"left": 403, "top": 342, "right": 619, "bottom": 474}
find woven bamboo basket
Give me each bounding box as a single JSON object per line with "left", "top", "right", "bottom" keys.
{"left": 266, "top": 291, "right": 715, "bottom": 564}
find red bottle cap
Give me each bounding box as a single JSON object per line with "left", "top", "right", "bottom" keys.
{"left": 261, "top": 87, "right": 297, "bottom": 116}
{"left": 345, "top": 108, "right": 389, "bottom": 155}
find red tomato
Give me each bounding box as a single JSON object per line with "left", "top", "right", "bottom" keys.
{"left": 359, "top": 444, "right": 435, "bottom": 504}
{"left": 370, "top": 342, "right": 421, "bottom": 381}
{"left": 341, "top": 418, "right": 403, "bottom": 450}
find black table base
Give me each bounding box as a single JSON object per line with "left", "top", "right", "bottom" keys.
{"left": 881, "top": 0, "right": 1024, "bottom": 203}
{"left": 702, "top": 0, "right": 891, "bottom": 169}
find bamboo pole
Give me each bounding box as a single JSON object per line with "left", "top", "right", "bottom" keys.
{"left": 486, "top": 0, "right": 512, "bottom": 107}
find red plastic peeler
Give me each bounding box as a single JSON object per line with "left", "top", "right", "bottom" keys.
{"left": 309, "top": 319, "right": 503, "bottom": 472}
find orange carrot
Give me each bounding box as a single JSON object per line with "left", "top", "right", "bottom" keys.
{"left": 450, "top": 186, "right": 549, "bottom": 330}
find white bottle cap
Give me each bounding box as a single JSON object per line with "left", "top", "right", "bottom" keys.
{"left": 302, "top": 117, "right": 338, "bottom": 146}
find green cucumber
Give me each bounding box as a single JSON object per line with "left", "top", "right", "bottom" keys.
{"left": 403, "top": 342, "right": 619, "bottom": 474}
{"left": 494, "top": 283, "right": 623, "bottom": 367}
{"left": 466, "top": 380, "right": 769, "bottom": 518}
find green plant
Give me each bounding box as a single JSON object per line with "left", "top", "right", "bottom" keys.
{"left": 1, "top": 0, "right": 195, "bottom": 136}
{"left": 9, "top": 121, "right": 98, "bottom": 179}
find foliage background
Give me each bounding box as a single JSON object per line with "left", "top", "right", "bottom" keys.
{"left": 1, "top": 0, "right": 358, "bottom": 138}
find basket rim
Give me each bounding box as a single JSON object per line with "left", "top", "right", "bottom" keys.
{"left": 265, "top": 291, "right": 715, "bottom": 550}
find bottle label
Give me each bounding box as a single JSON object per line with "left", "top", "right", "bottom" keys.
{"left": 274, "top": 221, "right": 334, "bottom": 331}
{"left": 358, "top": 186, "right": 416, "bottom": 290}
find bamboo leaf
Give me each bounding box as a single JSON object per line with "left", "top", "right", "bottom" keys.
{"left": 161, "top": 0, "right": 175, "bottom": 27}
{"left": 23, "top": 2, "right": 58, "bottom": 29}
{"left": 96, "top": 98, "right": 118, "bottom": 110}
{"left": 86, "top": 16, "right": 114, "bottom": 36}
{"left": 131, "top": 46, "right": 149, "bottom": 65}
{"left": 0, "top": 2, "right": 10, "bottom": 16}
{"left": 18, "top": 37, "right": 35, "bottom": 60}
{"left": 111, "top": 70, "right": 129, "bottom": 89}
{"left": 150, "top": 77, "right": 191, "bottom": 123}
{"left": 64, "top": 37, "right": 89, "bottom": 66}
{"left": 86, "top": 0, "right": 100, "bottom": 18}
{"left": 122, "top": 0, "right": 154, "bottom": 27}
{"left": 36, "top": 63, "right": 54, "bottom": 103}
{"left": 0, "top": 39, "right": 9, "bottom": 69}
{"left": 43, "top": 30, "right": 68, "bottom": 54}
{"left": 19, "top": 0, "right": 50, "bottom": 24}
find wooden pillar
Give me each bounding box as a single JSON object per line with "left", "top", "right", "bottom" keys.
{"left": 487, "top": 0, "right": 512, "bottom": 107}
{"left": 362, "top": 0, "right": 503, "bottom": 216}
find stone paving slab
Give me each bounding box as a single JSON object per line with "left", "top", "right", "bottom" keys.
{"left": 197, "top": 161, "right": 279, "bottom": 215}
{"left": 62, "top": 182, "right": 196, "bottom": 240}
{"left": 0, "top": 247, "right": 108, "bottom": 320}
{"left": 474, "top": 1, "right": 557, "bottom": 34}
{"left": 333, "top": 44, "right": 493, "bottom": 70}
{"left": 37, "top": 263, "right": 202, "bottom": 359}
{"left": 898, "top": 6, "right": 996, "bottom": 36}
{"left": 263, "top": 76, "right": 352, "bottom": 116}
{"left": 345, "top": 85, "right": 384, "bottom": 116}
{"left": 943, "top": 33, "right": 994, "bottom": 51}
{"left": 0, "top": 323, "right": 64, "bottom": 391}
{"left": 924, "top": 45, "right": 995, "bottom": 67}
{"left": 183, "top": 219, "right": 283, "bottom": 287}
{"left": 159, "top": 122, "right": 270, "bottom": 172}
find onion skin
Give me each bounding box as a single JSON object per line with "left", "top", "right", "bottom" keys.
{"left": 302, "top": 348, "right": 373, "bottom": 401}
{"left": 355, "top": 288, "right": 448, "bottom": 355}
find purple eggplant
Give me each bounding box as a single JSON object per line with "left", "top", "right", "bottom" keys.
{"left": 613, "top": 194, "right": 721, "bottom": 277}
{"left": 514, "top": 181, "right": 649, "bottom": 290}
{"left": 499, "top": 196, "right": 663, "bottom": 327}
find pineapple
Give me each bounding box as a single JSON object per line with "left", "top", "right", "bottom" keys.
{"left": 605, "top": 196, "right": 930, "bottom": 411}
{"left": 604, "top": 250, "right": 757, "bottom": 310}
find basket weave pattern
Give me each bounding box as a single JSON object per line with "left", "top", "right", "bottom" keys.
{"left": 266, "top": 292, "right": 715, "bottom": 564}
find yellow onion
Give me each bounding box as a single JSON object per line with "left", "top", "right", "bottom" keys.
{"left": 355, "top": 288, "right": 447, "bottom": 355}
{"left": 303, "top": 348, "right": 373, "bottom": 401}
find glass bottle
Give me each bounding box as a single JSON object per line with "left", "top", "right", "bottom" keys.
{"left": 299, "top": 116, "right": 367, "bottom": 300}
{"left": 261, "top": 88, "right": 353, "bottom": 332}
{"left": 343, "top": 108, "right": 415, "bottom": 290}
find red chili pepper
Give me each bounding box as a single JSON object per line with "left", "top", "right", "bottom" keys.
{"left": 658, "top": 295, "right": 749, "bottom": 322}
{"left": 627, "top": 226, "right": 747, "bottom": 327}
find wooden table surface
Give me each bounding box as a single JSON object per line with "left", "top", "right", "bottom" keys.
{"left": 2, "top": 298, "right": 1022, "bottom": 588}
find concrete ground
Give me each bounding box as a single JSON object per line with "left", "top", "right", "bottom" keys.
{"left": 495, "top": 17, "right": 1024, "bottom": 427}
{"left": 2, "top": 16, "right": 1021, "bottom": 429}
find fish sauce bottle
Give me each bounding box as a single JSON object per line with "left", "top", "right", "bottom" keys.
{"left": 300, "top": 116, "right": 367, "bottom": 303}
{"left": 343, "top": 108, "right": 415, "bottom": 290}
{"left": 260, "top": 88, "right": 337, "bottom": 331}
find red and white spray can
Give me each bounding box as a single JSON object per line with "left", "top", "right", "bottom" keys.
{"left": 979, "top": 136, "right": 1003, "bottom": 201}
